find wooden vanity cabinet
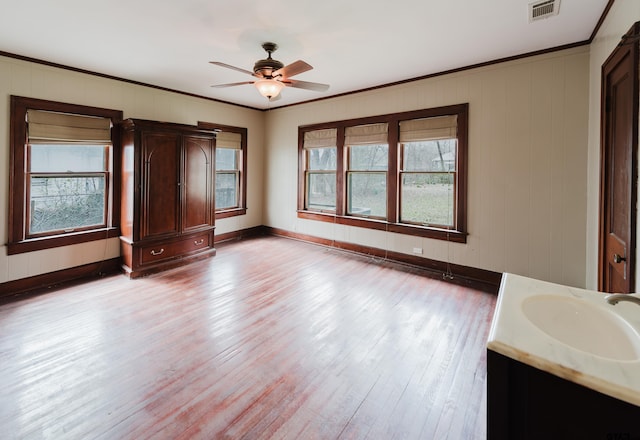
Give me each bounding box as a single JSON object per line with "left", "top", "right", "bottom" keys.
{"left": 487, "top": 350, "right": 640, "bottom": 439}
{"left": 119, "top": 119, "right": 216, "bottom": 278}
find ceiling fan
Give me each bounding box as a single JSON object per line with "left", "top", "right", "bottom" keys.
{"left": 210, "top": 42, "right": 329, "bottom": 100}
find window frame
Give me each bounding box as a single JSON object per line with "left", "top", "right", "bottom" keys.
{"left": 198, "top": 122, "right": 248, "bottom": 219}
{"left": 297, "top": 104, "right": 468, "bottom": 243}
{"left": 8, "top": 96, "right": 123, "bottom": 255}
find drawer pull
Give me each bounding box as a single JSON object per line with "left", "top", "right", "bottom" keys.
{"left": 150, "top": 248, "right": 164, "bottom": 256}
{"left": 194, "top": 239, "right": 205, "bottom": 246}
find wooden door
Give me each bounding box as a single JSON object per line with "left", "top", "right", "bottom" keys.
{"left": 599, "top": 23, "right": 639, "bottom": 293}
{"left": 182, "top": 134, "right": 214, "bottom": 232}
{"left": 141, "top": 131, "right": 181, "bottom": 239}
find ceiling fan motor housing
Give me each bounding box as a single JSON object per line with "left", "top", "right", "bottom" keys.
{"left": 253, "top": 42, "right": 284, "bottom": 78}
{"left": 253, "top": 58, "right": 284, "bottom": 78}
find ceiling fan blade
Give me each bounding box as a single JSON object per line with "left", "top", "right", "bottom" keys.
{"left": 209, "top": 61, "right": 258, "bottom": 77}
{"left": 210, "top": 81, "right": 255, "bottom": 88}
{"left": 283, "top": 79, "right": 330, "bottom": 92}
{"left": 274, "top": 60, "right": 312, "bottom": 79}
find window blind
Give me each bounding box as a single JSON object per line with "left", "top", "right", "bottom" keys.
{"left": 345, "top": 123, "right": 388, "bottom": 145}
{"left": 216, "top": 131, "right": 242, "bottom": 149}
{"left": 27, "top": 109, "right": 112, "bottom": 144}
{"left": 303, "top": 128, "right": 337, "bottom": 148}
{"left": 399, "top": 115, "right": 457, "bottom": 142}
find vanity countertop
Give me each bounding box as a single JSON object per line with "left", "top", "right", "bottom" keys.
{"left": 487, "top": 273, "right": 640, "bottom": 406}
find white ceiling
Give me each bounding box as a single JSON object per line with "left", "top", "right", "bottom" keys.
{"left": 0, "top": 0, "right": 608, "bottom": 110}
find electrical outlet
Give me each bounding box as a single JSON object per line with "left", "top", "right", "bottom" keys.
{"left": 412, "top": 247, "right": 423, "bottom": 255}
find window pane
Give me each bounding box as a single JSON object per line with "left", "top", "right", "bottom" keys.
{"left": 347, "top": 172, "right": 386, "bottom": 217}
{"left": 308, "top": 147, "right": 337, "bottom": 170}
{"left": 401, "top": 173, "right": 454, "bottom": 226}
{"left": 307, "top": 172, "right": 336, "bottom": 210}
{"left": 349, "top": 144, "right": 388, "bottom": 171}
{"left": 403, "top": 140, "right": 456, "bottom": 171}
{"left": 30, "top": 145, "right": 107, "bottom": 172}
{"left": 29, "top": 176, "right": 106, "bottom": 234}
{"left": 216, "top": 148, "right": 238, "bottom": 171}
{"left": 215, "top": 172, "right": 238, "bottom": 209}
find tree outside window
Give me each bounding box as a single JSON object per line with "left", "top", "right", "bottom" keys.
{"left": 29, "top": 144, "right": 108, "bottom": 235}
{"left": 347, "top": 143, "right": 388, "bottom": 218}
{"left": 400, "top": 139, "right": 456, "bottom": 227}
{"left": 306, "top": 146, "right": 337, "bottom": 211}
{"left": 215, "top": 147, "right": 239, "bottom": 210}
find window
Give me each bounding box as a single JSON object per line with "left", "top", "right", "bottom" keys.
{"left": 215, "top": 131, "right": 242, "bottom": 210}
{"left": 28, "top": 143, "right": 108, "bottom": 236}
{"left": 345, "top": 123, "right": 388, "bottom": 218}
{"left": 298, "top": 104, "right": 468, "bottom": 243}
{"left": 198, "top": 122, "right": 247, "bottom": 219}
{"left": 399, "top": 115, "right": 458, "bottom": 228}
{"left": 303, "top": 128, "right": 337, "bottom": 212}
{"left": 8, "top": 96, "right": 122, "bottom": 254}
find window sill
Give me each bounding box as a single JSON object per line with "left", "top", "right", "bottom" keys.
{"left": 297, "top": 210, "right": 467, "bottom": 243}
{"left": 7, "top": 227, "right": 120, "bottom": 255}
{"left": 216, "top": 208, "right": 247, "bottom": 220}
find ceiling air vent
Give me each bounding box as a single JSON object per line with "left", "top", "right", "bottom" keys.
{"left": 529, "top": 0, "right": 560, "bottom": 22}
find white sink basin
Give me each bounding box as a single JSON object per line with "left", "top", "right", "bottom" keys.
{"left": 522, "top": 295, "right": 640, "bottom": 361}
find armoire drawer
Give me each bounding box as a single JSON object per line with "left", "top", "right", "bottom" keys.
{"left": 140, "top": 233, "right": 211, "bottom": 265}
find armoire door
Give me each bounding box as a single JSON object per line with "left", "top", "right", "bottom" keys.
{"left": 182, "top": 134, "right": 214, "bottom": 232}
{"left": 142, "top": 131, "right": 181, "bottom": 239}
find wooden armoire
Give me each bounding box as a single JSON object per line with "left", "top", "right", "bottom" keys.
{"left": 119, "top": 119, "right": 217, "bottom": 278}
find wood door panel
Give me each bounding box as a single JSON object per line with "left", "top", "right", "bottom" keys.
{"left": 606, "top": 233, "right": 627, "bottom": 293}
{"left": 599, "top": 23, "right": 638, "bottom": 293}
{"left": 605, "top": 67, "right": 632, "bottom": 291}
{"left": 609, "top": 72, "right": 632, "bottom": 239}
{"left": 182, "top": 135, "right": 213, "bottom": 232}
{"left": 142, "top": 132, "right": 180, "bottom": 239}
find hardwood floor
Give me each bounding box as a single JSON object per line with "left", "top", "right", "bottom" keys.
{"left": 0, "top": 236, "right": 497, "bottom": 439}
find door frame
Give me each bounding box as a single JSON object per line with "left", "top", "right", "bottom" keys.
{"left": 598, "top": 22, "right": 640, "bottom": 292}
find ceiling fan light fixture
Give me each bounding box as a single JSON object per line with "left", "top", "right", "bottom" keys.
{"left": 255, "top": 79, "right": 284, "bottom": 99}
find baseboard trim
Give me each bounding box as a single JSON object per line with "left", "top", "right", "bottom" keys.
{"left": 0, "top": 258, "right": 121, "bottom": 302}
{"left": 265, "top": 226, "right": 502, "bottom": 294}
{"left": 215, "top": 226, "right": 268, "bottom": 246}
{"left": 0, "top": 224, "right": 501, "bottom": 301}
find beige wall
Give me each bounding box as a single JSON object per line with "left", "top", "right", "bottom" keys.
{"left": 586, "top": 0, "right": 640, "bottom": 290}
{"left": 265, "top": 47, "right": 590, "bottom": 288}
{"left": 0, "top": 55, "right": 265, "bottom": 284}
{"left": 4, "top": 15, "right": 623, "bottom": 289}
